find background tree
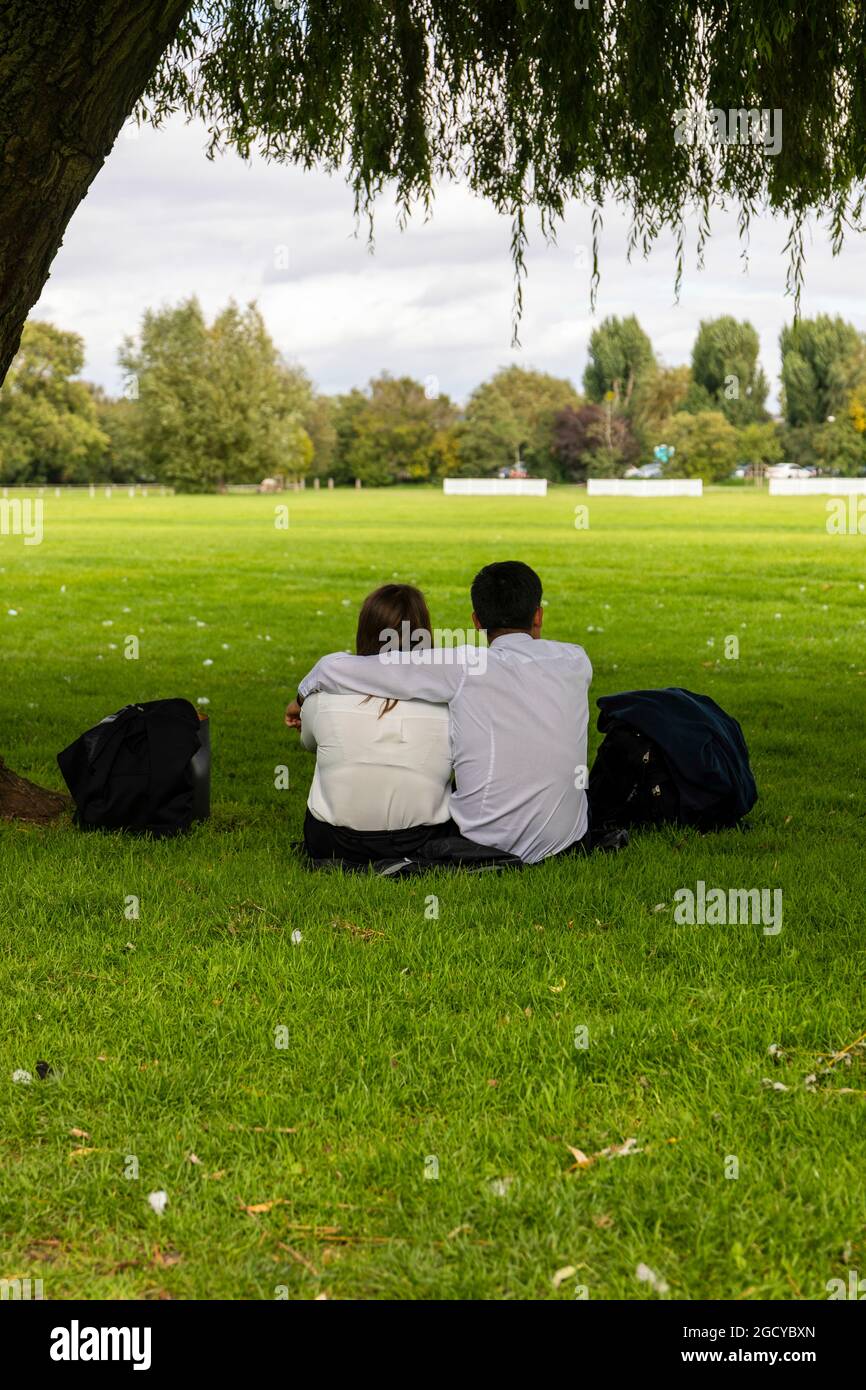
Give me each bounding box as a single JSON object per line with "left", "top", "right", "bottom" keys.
{"left": 339, "top": 374, "right": 458, "bottom": 486}
{"left": 329, "top": 390, "right": 369, "bottom": 486}
{"left": 665, "top": 410, "right": 740, "bottom": 481}
{"left": 460, "top": 367, "right": 581, "bottom": 477}
{"left": 779, "top": 316, "right": 865, "bottom": 427}
{"left": 736, "top": 421, "right": 783, "bottom": 470}
{"left": 304, "top": 394, "right": 338, "bottom": 481}
{"left": 583, "top": 316, "right": 656, "bottom": 412}
{"left": 551, "top": 402, "right": 640, "bottom": 481}
{"left": 809, "top": 418, "right": 865, "bottom": 476}
{"left": 119, "top": 298, "right": 312, "bottom": 491}
{"left": 0, "top": 322, "right": 108, "bottom": 483}
{"left": 630, "top": 364, "right": 692, "bottom": 454}
{"left": 92, "top": 389, "right": 147, "bottom": 482}
{"left": 689, "top": 317, "right": 769, "bottom": 425}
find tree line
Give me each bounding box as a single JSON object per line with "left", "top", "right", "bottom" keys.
{"left": 2, "top": 300, "right": 866, "bottom": 490}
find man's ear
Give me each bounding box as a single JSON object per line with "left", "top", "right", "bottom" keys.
{"left": 532, "top": 605, "right": 544, "bottom": 636}
{"left": 471, "top": 611, "right": 483, "bottom": 632}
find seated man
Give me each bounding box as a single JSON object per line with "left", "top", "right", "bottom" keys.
{"left": 287, "top": 561, "right": 592, "bottom": 864}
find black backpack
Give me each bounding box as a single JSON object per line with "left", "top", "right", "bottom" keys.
{"left": 588, "top": 688, "right": 757, "bottom": 833}
{"left": 57, "top": 698, "right": 207, "bottom": 838}
{"left": 588, "top": 724, "right": 679, "bottom": 831}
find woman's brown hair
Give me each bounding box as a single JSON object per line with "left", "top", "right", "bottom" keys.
{"left": 356, "top": 584, "right": 432, "bottom": 717}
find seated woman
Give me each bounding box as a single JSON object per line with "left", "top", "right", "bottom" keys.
{"left": 299, "top": 584, "right": 454, "bottom": 865}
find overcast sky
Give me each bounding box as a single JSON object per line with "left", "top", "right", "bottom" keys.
{"left": 32, "top": 115, "right": 866, "bottom": 411}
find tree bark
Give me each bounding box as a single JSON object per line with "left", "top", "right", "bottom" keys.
{"left": 0, "top": 757, "right": 69, "bottom": 822}
{"left": 0, "top": 1, "right": 191, "bottom": 812}
{"left": 0, "top": 0, "right": 193, "bottom": 384}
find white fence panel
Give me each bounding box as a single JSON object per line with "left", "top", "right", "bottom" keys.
{"left": 586, "top": 479, "right": 703, "bottom": 497}
{"left": 769, "top": 477, "right": 866, "bottom": 495}
{"left": 443, "top": 478, "right": 548, "bottom": 496}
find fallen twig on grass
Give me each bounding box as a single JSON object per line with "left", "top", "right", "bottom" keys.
{"left": 331, "top": 917, "right": 384, "bottom": 942}
{"left": 820, "top": 1029, "right": 866, "bottom": 1069}
{"left": 277, "top": 1242, "right": 321, "bottom": 1277}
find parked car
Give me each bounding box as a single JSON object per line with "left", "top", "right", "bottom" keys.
{"left": 764, "top": 463, "right": 816, "bottom": 480}
{"left": 624, "top": 462, "right": 664, "bottom": 479}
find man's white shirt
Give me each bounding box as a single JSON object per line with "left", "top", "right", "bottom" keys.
{"left": 298, "top": 633, "right": 592, "bottom": 863}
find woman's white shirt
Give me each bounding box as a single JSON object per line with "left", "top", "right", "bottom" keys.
{"left": 300, "top": 692, "right": 451, "bottom": 830}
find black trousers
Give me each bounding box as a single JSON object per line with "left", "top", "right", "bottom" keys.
{"left": 303, "top": 808, "right": 458, "bottom": 866}
{"left": 303, "top": 807, "right": 592, "bottom": 866}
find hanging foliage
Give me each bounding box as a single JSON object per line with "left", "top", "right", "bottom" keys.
{"left": 142, "top": 1, "right": 866, "bottom": 333}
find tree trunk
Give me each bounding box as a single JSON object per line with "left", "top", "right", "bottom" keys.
{"left": 0, "top": 757, "right": 69, "bottom": 822}
{"left": 0, "top": 0, "right": 193, "bottom": 383}
{"left": 0, "top": 1, "right": 191, "bottom": 811}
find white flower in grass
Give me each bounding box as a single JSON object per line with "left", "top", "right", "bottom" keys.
{"left": 60, "top": 585, "right": 66, "bottom": 594}
{"left": 148, "top": 1190, "right": 168, "bottom": 1215}
{"left": 202, "top": 658, "right": 213, "bottom": 666}
{"left": 221, "top": 643, "right": 230, "bottom": 650}
{"left": 488, "top": 1176, "right": 514, "bottom": 1197}
{"left": 291, "top": 929, "right": 303, "bottom": 945}
{"left": 196, "top": 697, "right": 210, "bottom": 706}
{"left": 102, "top": 620, "right": 113, "bottom": 627}
{"left": 341, "top": 599, "right": 351, "bottom": 607}
{"left": 7, "top": 609, "right": 18, "bottom": 617}
{"left": 196, "top": 621, "right": 206, "bottom": 628}
{"left": 12, "top": 1069, "right": 32, "bottom": 1084}
{"left": 636, "top": 1262, "right": 669, "bottom": 1294}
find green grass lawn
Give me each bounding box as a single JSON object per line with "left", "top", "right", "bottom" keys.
{"left": 1, "top": 484, "right": 864, "bottom": 1301}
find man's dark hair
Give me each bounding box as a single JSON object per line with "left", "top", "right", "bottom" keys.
{"left": 471, "top": 561, "right": 543, "bottom": 631}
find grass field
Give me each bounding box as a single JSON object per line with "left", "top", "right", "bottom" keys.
{"left": 1, "top": 484, "right": 864, "bottom": 1301}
